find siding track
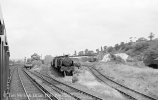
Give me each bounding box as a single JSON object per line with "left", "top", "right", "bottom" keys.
{"left": 87, "top": 65, "right": 157, "bottom": 100}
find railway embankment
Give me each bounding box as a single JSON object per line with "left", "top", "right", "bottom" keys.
{"left": 85, "top": 62, "right": 158, "bottom": 99}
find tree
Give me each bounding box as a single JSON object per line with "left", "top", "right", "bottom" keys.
{"left": 103, "top": 46, "right": 107, "bottom": 52}
{"left": 107, "top": 46, "right": 113, "bottom": 53}
{"left": 27, "top": 58, "right": 32, "bottom": 63}
{"left": 129, "top": 37, "right": 133, "bottom": 42}
{"left": 31, "top": 53, "right": 40, "bottom": 61}
{"left": 78, "top": 51, "right": 84, "bottom": 56}
{"left": 96, "top": 49, "right": 99, "bottom": 54}
{"left": 124, "top": 42, "right": 133, "bottom": 51}
{"left": 134, "top": 41, "right": 149, "bottom": 51}
{"left": 136, "top": 37, "right": 148, "bottom": 42}
{"left": 87, "top": 50, "right": 95, "bottom": 56}
{"left": 101, "top": 46, "right": 103, "bottom": 52}
{"left": 119, "top": 42, "right": 125, "bottom": 50}
{"left": 30, "top": 53, "right": 42, "bottom": 66}
{"left": 148, "top": 32, "right": 154, "bottom": 41}
{"left": 114, "top": 44, "right": 120, "bottom": 51}
{"left": 74, "top": 51, "right": 77, "bottom": 56}
{"left": 85, "top": 49, "right": 89, "bottom": 55}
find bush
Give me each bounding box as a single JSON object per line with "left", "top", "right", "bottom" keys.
{"left": 126, "top": 41, "right": 149, "bottom": 58}
{"left": 134, "top": 41, "right": 149, "bottom": 51}
{"left": 114, "top": 56, "right": 125, "bottom": 63}
{"left": 143, "top": 47, "right": 158, "bottom": 67}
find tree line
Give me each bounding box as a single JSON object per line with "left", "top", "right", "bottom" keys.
{"left": 74, "top": 32, "right": 158, "bottom": 61}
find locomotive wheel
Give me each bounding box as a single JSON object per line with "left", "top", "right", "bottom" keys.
{"left": 65, "top": 71, "right": 73, "bottom": 76}
{"left": 63, "top": 71, "right": 66, "bottom": 77}
{"left": 66, "top": 71, "right": 69, "bottom": 76}
{"left": 70, "top": 71, "right": 73, "bottom": 76}
{"left": 58, "top": 66, "right": 61, "bottom": 71}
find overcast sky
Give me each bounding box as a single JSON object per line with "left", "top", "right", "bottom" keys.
{"left": 1, "top": 0, "right": 158, "bottom": 59}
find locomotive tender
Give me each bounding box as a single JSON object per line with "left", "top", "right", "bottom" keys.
{"left": 51, "top": 55, "right": 75, "bottom": 76}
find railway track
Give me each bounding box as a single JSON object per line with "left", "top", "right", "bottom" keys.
{"left": 9, "top": 66, "right": 59, "bottom": 100}
{"left": 8, "top": 66, "right": 17, "bottom": 91}
{"left": 9, "top": 67, "right": 30, "bottom": 100}
{"left": 4, "top": 66, "right": 16, "bottom": 99}
{"left": 87, "top": 65, "right": 157, "bottom": 100}
{"left": 27, "top": 70, "right": 104, "bottom": 100}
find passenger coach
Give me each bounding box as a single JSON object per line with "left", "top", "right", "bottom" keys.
{"left": 0, "top": 5, "right": 10, "bottom": 100}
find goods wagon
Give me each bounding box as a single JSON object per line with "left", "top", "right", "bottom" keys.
{"left": 24, "top": 62, "right": 33, "bottom": 69}
{"left": 24, "top": 58, "right": 33, "bottom": 69}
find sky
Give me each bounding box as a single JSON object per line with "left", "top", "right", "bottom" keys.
{"left": 1, "top": 0, "right": 158, "bottom": 59}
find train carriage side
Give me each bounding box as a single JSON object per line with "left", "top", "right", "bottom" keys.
{"left": 0, "top": 6, "right": 10, "bottom": 100}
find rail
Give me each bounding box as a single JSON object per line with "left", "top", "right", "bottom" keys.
{"left": 87, "top": 65, "right": 157, "bottom": 100}
{"left": 22, "top": 68, "right": 60, "bottom": 100}
{"left": 29, "top": 70, "right": 104, "bottom": 100}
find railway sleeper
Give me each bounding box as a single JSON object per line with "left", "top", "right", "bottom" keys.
{"left": 33, "top": 71, "right": 104, "bottom": 100}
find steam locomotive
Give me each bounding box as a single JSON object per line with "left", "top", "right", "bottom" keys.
{"left": 51, "top": 55, "right": 75, "bottom": 76}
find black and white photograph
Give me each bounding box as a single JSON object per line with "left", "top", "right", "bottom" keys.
{"left": 0, "top": 0, "right": 158, "bottom": 100}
